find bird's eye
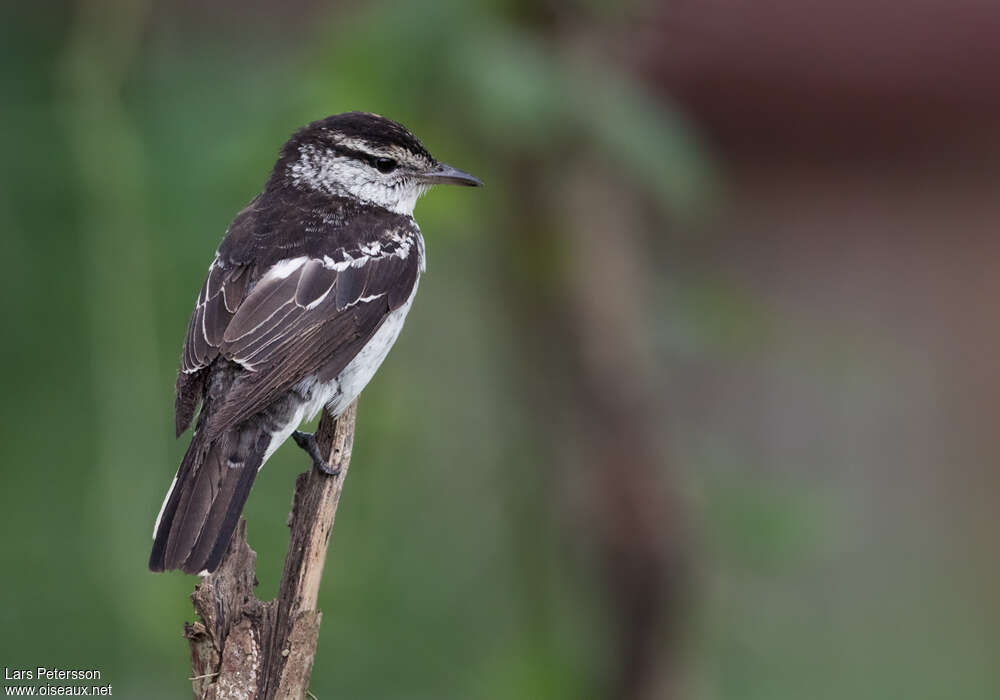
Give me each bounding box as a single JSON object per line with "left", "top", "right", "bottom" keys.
{"left": 374, "top": 157, "right": 397, "bottom": 174}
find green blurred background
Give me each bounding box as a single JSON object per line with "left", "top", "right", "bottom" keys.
{"left": 2, "top": 1, "right": 999, "bottom": 698}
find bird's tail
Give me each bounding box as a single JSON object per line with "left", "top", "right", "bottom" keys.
{"left": 149, "top": 424, "right": 270, "bottom": 574}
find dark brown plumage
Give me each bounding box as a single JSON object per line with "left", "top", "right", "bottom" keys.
{"left": 150, "top": 112, "right": 479, "bottom": 575}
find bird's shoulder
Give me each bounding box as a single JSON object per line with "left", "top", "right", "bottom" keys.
{"left": 175, "top": 188, "right": 424, "bottom": 436}
{"left": 216, "top": 188, "right": 422, "bottom": 272}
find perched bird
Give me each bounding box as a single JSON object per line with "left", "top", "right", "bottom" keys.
{"left": 150, "top": 112, "right": 481, "bottom": 575}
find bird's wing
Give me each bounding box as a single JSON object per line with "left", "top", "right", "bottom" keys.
{"left": 174, "top": 258, "right": 253, "bottom": 435}
{"left": 195, "top": 241, "right": 420, "bottom": 438}
{"left": 181, "top": 258, "right": 253, "bottom": 375}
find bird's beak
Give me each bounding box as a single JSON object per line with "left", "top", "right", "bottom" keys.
{"left": 419, "top": 162, "right": 483, "bottom": 187}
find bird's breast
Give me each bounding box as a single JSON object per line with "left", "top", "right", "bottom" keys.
{"left": 258, "top": 276, "right": 419, "bottom": 463}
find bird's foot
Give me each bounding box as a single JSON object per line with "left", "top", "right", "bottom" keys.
{"left": 291, "top": 430, "right": 341, "bottom": 477}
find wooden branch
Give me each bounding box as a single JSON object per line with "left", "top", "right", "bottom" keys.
{"left": 185, "top": 400, "right": 358, "bottom": 700}
{"left": 266, "top": 401, "right": 358, "bottom": 698}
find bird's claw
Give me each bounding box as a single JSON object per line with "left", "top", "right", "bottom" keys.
{"left": 291, "top": 430, "right": 341, "bottom": 477}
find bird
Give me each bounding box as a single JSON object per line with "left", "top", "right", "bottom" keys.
{"left": 149, "top": 112, "right": 481, "bottom": 575}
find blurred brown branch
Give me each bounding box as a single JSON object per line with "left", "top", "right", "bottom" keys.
{"left": 493, "top": 152, "right": 689, "bottom": 699}
{"left": 560, "top": 169, "right": 688, "bottom": 700}
{"left": 185, "top": 401, "right": 357, "bottom": 700}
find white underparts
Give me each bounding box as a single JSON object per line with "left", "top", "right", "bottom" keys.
{"left": 261, "top": 278, "right": 419, "bottom": 462}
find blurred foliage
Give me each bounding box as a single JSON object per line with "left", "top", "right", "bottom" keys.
{"left": 1, "top": 1, "right": 708, "bottom": 697}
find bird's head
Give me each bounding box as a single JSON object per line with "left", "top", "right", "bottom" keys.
{"left": 272, "top": 112, "right": 482, "bottom": 215}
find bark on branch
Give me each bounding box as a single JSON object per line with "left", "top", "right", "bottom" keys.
{"left": 184, "top": 400, "right": 358, "bottom": 700}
